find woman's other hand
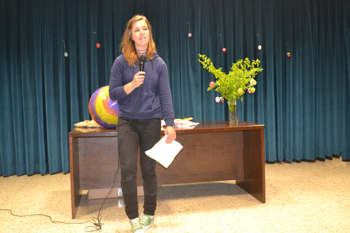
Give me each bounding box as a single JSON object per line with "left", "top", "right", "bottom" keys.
{"left": 164, "top": 126, "right": 176, "bottom": 144}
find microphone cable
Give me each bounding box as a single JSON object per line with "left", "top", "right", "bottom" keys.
{"left": 0, "top": 208, "right": 91, "bottom": 225}
{"left": 86, "top": 80, "right": 143, "bottom": 232}
{"left": 0, "top": 66, "right": 145, "bottom": 233}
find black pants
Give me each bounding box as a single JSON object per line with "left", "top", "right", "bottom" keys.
{"left": 117, "top": 117, "right": 161, "bottom": 220}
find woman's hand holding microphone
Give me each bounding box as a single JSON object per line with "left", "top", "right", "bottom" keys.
{"left": 132, "top": 71, "right": 145, "bottom": 88}
{"left": 126, "top": 71, "right": 145, "bottom": 94}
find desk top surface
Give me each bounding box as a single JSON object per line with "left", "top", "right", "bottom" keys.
{"left": 69, "top": 121, "right": 264, "bottom": 138}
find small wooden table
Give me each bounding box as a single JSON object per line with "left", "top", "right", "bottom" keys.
{"left": 69, "top": 121, "right": 265, "bottom": 219}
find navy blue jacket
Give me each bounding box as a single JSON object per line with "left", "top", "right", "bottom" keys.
{"left": 109, "top": 52, "right": 175, "bottom": 127}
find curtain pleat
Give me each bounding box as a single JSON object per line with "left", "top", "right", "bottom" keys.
{"left": 1, "top": 0, "right": 350, "bottom": 176}
{"left": 343, "top": 0, "right": 350, "bottom": 160}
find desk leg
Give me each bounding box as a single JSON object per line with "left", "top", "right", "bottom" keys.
{"left": 236, "top": 129, "right": 266, "bottom": 203}
{"left": 69, "top": 136, "right": 81, "bottom": 219}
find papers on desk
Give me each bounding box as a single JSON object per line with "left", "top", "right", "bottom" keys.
{"left": 145, "top": 135, "right": 183, "bottom": 168}
{"left": 161, "top": 120, "right": 199, "bottom": 130}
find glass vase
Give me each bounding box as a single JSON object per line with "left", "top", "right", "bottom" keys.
{"left": 228, "top": 99, "right": 238, "bottom": 124}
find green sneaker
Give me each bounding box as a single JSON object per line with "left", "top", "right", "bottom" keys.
{"left": 130, "top": 217, "right": 144, "bottom": 233}
{"left": 141, "top": 213, "right": 154, "bottom": 230}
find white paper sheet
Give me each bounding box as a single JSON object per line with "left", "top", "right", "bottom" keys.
{"left": 145, "top": 135, "right": 183, "bottom": 168}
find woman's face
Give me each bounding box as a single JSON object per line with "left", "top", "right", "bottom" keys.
{"left": 131, "top": 19, "right": 150, "bottom": 51}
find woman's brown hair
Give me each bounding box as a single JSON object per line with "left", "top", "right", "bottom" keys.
{"left": 120, "top": 15, "right": 156, "bottom": 66}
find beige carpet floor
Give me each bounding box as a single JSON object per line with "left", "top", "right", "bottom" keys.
{"left": 0, "top": 157, "right": 349, "bottom": 233}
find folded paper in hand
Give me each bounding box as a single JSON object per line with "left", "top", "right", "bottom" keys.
{"left": 145, "top": 135, "right": 183, "bottom": 168}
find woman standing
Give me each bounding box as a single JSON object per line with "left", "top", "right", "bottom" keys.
{"left": 109, "top": 15, "right": 176, "bottom": 233}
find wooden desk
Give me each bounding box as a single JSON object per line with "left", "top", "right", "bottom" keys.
{"left": 69, "top": 121, "right": 265, "bottom": 219}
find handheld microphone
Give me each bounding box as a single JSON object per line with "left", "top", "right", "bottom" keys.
{"left": 139, "top": 55, "right": 147, "bottom": 71}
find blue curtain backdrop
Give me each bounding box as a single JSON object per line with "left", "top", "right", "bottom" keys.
{"left": 1, "top": 0, "right": 349, "bottom": 176}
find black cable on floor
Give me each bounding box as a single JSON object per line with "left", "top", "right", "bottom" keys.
{"left": 0, "top": 208, "right": 91, "bottom": 225}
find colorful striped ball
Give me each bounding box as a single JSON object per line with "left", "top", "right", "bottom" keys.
{"left": 89, "top": 86, "right": 118, "bottom": 128}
